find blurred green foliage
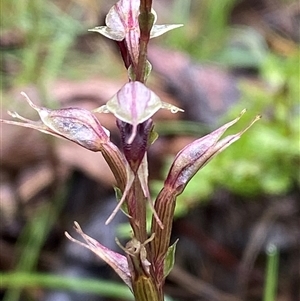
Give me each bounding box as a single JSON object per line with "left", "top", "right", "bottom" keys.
{"left": 1, "top": 272, "right": 134, "bottom": 300}
{"left": 1, "top": 0, "right": 121, "bottom": 104}
{"left": 1, "top": 0, "right": 84, "bottom": 88}
{"left": 166, "top": 0, "right": 237, "bottom": 61}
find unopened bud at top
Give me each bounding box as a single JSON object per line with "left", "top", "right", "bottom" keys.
{"left": 89, "top": 0, "right": 182, "bottom": 66}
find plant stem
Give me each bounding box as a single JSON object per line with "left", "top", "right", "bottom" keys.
{"left": 128, "top": 178, "right": 148, "bottom": 243}
{"left": 136, "top": 1, "right": 154, "bottom": 82}
{"left": 263, "top": 244, "right": 279, "bottom": 301}
{"left": 150, "top": 187, "right": 177, "bottom": 285}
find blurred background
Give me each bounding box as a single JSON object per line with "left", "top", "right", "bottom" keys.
{"left": 1, "top": 0, "right": 299, "bottom": 300}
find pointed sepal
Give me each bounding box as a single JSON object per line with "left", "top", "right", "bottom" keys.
{"left": 165, "top": 110, "right": 261, "bottom": 195}
{"left": 65, "top": 222, "right": 132, "bottom": 290}
{"left": 150, "top": 24, "right": 183, "bottom": 38}
{"left": 1, "top": 92, "right": 110, "bottom": 152}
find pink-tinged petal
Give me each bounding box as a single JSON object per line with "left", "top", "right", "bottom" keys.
{"left": 1, "top": 92, "right": 110, "bottom": 152}
{"left": 125, "top": 27, "right": 140, "bottom": 66}
{"left": 165, "top": 110, "right": 261, "bottom": 194}
{"left": 89, "top": 0, "right": 140, "bottom": 42}
{"left": 114, "top": 82, "right": 161, "bottom": 123}
{"left": 107, "top": 0, "right": 140, "bottom": 32}
{"left": 97, "top": 82, "right": 182, "bottom": 144}
{"left": 65, "top": 222, "right": 132, "bottom": 290}
{"left": 90, "top": 0, "right": 182, "bottom": 41}
{"left": 2, "top": 94, "right": 128, "bottom": 194}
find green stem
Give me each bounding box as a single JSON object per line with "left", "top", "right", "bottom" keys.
{"left": 263, "top": 244, "right": 279, "bottom": 301}
{"left": 136, "top": 2, "right": 154, "bottom": 82}
{"left": 132, "top": 275, "right": 163, "bottom": 301}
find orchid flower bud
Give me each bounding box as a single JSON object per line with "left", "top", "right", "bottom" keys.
{"left": 105, "top": 119, "right": 163, "bottom": 229}
{"left": 1, "top": 93, "right": 128, "bottom": 202}
{"left": 94, "top": 82, "right": 182, "bottom": 228}
{"left": 1, "top": 92, "right": 110, "bottom": 152}
{"left": 94, "top": 81, "right": 183, "bottom": 144}
{"left": 89, "top": 0, "right": 182, "bottom": 66}
{"left": 165, "top": 110, "right": 261, "bottom": 195}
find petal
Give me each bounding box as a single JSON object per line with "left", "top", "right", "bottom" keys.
{"left": 100, "top": 82, "right": 183, "bottom": 144}
{"left": 91, "top": 0, "right": 140, "bottom": 42}
{"left": 125, "top": 27, "right": 140, "bottom": 65}
{"left": 65, "top": 222, "right": 132, "bottom": 290}
{"left": 0, "top": 114, "right": 61, "bottom": 138}
{"left": 150, "top": 24, "right": 183, "bottom": 38}
{"left": 22, "top": 92, "right": 110, "bottom": 151}
{"left": 112, "top": 82, "right": 161, "bottom": 123}
{"left": 88, "top": 26, "right": 125, "bottom": 41}
{"left": 106, "top": 0, "right": 140, "bottom": 31}
{"left": 1, "top": 93, "right": 110, "bottom": 151}
{"left": 165, "top": 110, "right": 261, "bottom": 194}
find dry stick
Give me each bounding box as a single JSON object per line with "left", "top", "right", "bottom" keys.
{"left": 237, "top": 199, "right": 295, "bottom": 299}
{"left": 169, "top": 265, "right": 243, "bottom": 301}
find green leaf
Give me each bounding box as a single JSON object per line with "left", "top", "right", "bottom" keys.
{"left": 114, "top": 186, "right": 129, "bottom": 215}
{"left": 0, "top": 272, "right": 134, "bottom": 300}
{"left": 164, "top": 239, "right": 179, "bottom": 279}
